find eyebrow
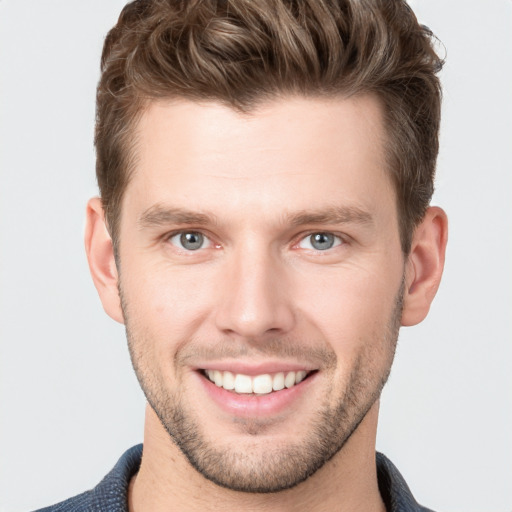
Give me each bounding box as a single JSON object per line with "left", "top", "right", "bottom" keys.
{"left": 138, "top": 204, "right": 374, "bottom": 230}
{"left": 138, "top": 205, "right": 218, "bottom": 229}
{"left": 286, "top": 206, "right": 374, "bottom": 228}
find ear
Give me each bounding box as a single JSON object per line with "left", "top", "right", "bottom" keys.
{"left": 84, "top": 197, "right": 125, "bottom": 324}
{"left": 401, "top": 206, "right": 448, "bottom": 326}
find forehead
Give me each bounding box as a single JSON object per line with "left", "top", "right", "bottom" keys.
{"left": 123, "top": 95, "right": 395, "bottom": 226}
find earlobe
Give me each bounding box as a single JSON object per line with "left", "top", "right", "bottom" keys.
{"left": 401, "top": 206, "right": 448, "bottom": 326}
{"left": 84, "top": 197, "right": 125, "bottom": 324}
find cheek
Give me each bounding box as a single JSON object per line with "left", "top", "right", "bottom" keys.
{"left": 294, "top": 269, "right": 401, "bottom": 399}
{"left": 121, "top": 261, "right": 218, "bottom": 340}
{"left": 120, "top": 247, "right": 403, "bottom": 359}
{"left": 293, "top": 266, "right": 401, "bottom": 348}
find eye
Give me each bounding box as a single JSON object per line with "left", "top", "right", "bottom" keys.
{"left": 298, "top": 232, "right": 343, "bottom": 251}
{"left": 168, "top": 231, "right": 211, "bottom": 251}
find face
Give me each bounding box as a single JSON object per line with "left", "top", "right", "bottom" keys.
{"left": 117, "top": 96, "right": 405, "bottom": 492}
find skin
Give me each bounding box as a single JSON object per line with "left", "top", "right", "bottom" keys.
{"left": 85, "top": 95, "right": 447, "bottom": 512}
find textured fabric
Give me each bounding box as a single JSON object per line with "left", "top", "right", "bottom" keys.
{"left": 34, "top": 445, "right": 434, "bottom": 512}
{"left": 34, "top": 445, "right": 142, "bottom": 512}
{"left": 376, "top": 452, "right": 434, "bottom": 512}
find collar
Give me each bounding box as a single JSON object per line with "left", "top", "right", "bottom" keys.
{"left": 89, "top": 445, "right": 433, "bottom": 512}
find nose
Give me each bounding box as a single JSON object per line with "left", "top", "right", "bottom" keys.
{"left": 214, "top": 246, "right": 296, "bottom": 339}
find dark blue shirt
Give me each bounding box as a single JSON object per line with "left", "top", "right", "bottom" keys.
{"left": 34, "top": 445, "right": 434, "bottom": 511}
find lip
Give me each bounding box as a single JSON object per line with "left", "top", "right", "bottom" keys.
{"left": 194, "top": 368, "right": 318, "bottom": 418}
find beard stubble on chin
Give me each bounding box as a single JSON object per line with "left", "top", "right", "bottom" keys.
{"left": 120, "top": 279, "right": 404, "bottom": 494}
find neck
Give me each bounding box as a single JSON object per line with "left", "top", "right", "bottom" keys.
{"left": 128, "top": 403, "right": 385, "bottom": 512}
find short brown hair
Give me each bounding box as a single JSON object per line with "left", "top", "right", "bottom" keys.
{"left": 95, "top": 0, "right": 443, "bottom": 253}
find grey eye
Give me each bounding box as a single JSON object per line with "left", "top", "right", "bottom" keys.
{"left": 180, "top": 232, "right": 204, "bottom": 250}
{"left": 169, "top": 231, "right": 209, "bottom": 251}
{"left": 298, "top": 232, "right": 342, "bottom": 251}
{"left": 310, "top": 233, "right": 335, "bottom": 250}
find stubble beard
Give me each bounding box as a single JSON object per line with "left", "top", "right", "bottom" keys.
{"left": 121, "top": 281, "right": 403, "bottom": 494}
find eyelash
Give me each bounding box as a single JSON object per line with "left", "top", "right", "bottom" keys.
{"left": 165, "top": 230, "right": 347, "bottom": 253}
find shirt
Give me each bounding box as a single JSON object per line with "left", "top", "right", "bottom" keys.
{"left": 34, "top": 444, "right": 434, "bottom": 512}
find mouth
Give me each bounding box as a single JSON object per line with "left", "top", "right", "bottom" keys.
{"left": 201, "top": 369, "right": 315, "bottom": 395}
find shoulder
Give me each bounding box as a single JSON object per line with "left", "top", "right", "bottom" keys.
{"left": 31, "top": 445, "right": 143, "bottom": 512}
{"left": 32, "top": 490, "right": 93, "bottom": 512}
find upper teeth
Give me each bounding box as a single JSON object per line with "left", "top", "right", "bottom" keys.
{"left": 205, "top": 370, "right": 308, "bottom": 394}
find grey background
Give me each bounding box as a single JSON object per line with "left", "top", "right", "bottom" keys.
{"left": 1, "top": 1, "right": 511, "bottom": 511}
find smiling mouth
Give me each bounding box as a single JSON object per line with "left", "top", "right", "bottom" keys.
{"left": 201, "top": 369, "right": 315, "bottom": 395}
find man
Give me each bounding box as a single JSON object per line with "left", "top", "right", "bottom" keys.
{"left": 37, "top": 0, "right": 448, "bottom": 510}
